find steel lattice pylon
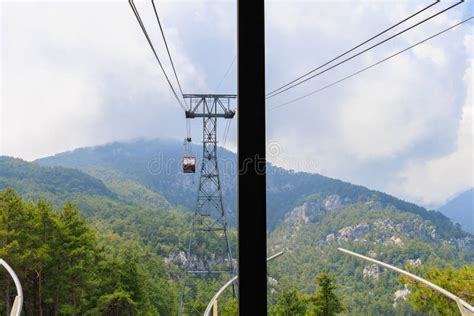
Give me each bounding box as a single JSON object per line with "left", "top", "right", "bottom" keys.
{"left": 178, "top": 94, "right": 236, "bottom": 316}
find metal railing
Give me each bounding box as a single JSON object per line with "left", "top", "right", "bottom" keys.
{"left": 0, "top": 259, "right": 23, "bottom": 316}
{"left": 204, "top": 251, "right": 285, "bottom": 316}
{"left": 338, "top": 247, "right": 474, "bottom": 316}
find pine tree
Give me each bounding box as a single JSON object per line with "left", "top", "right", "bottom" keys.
{"left": 402, "top": 265, "right": 474, "bottom": 315}
{"left": 96, "top": 290, "right": 138, "bottom": 316}
{"left": 30, "top": 199, "right": 58, "bottom": 315}
{"left": 305, "top": 273, "right": 344, "bottom": 316}
{"left": 0, "top": 189, "right": 34, "bottom": 314}
{"left": 270, "top": 287, "right": 307, "bottom": 316}
{"left": 0, "top": 189, "right": 177, "bottom": 314}
{"left": 56, "top": 202, "right": 96, "bottom": 314}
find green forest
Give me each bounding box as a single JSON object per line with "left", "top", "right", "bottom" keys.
{"left": 0, "top": 189, "right": 176, "bottom": 315}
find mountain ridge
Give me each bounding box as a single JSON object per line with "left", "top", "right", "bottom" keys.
{"left": 438, "top": 188, "right": 474, "bottom": 234}
{"left": 36, "top": 138, "right": 464, "bottom": 236}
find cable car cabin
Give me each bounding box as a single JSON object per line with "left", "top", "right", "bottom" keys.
{"left": 183, "top": 156, "right": 196, "bottom": 173}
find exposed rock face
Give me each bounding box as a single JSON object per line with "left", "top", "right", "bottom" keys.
{"left": 407, "top": 258, "right": 422, "bottom": 267}
{"left": 445, "top": 236, "right": 474, "bottom": 249}
{"left": 384, "top": 236, "right": 404, "bottom": 246}
{"left": 367, "top": 250, "right": 378, "bottom": 258}
{"left": 284, "top": 194, "right": 345, "bottom": 229}
{"left": 363, "top": 264, "right": 381, "bottom": 280}
{"left": 335, "top": 224, "right": 370, "bottom": 242}
{"left": 324, "top": 194, "right": 342, "bottom": 210}
{"left": 165, "top": 251, "right": 187, "bottom": 266}
{"left": 372, "top": 219, "right": 437, "bottom": 241}
{"left": 268, "top": 276, "right": 279, "bottom": 295}
{"left": 165, "top": 251, "right": 234, "bottom": 272}
{"left": 285, "top": 203, "right": 311, "bottom": 230}
{"left": 365, "top": 200, "right": 383, "bottom": 209}
{"left": 281, "top": 195, "right": 474, "bottom": 251}
{"left": 324, "top": 218, "right": 443, "bottom": 246}
{"left": 268, "top": 276, "right": 278, "bottom": 287}
{"left": 393, "top": 285, "right": 410, "bottom": 307}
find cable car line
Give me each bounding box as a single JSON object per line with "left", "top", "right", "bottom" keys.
{"left": 128, "top": 0, "right": 187, "bottom": 111}
{"left": 215, "top": 55, "right": 236, "bottom": 92}
{"left": 216, "top": 54, "right": 236, "bottom": 147}
{"left": 186, "top": 119, "right": 192, "bottom": 139}
{"left": 151, "top": 0, "right": 187, "bottom": 107}
{"left": 129, "top": 0, "right": 194, "bottom": 184}
{"left": 266, "top": 0, "right": 464, "bottom": 100}
{"left": 269, "top": 16, "right": 473, "bottom": 111}
{"left": 266, "top": 0, "right": 440, "bottom": 97}
{"left": 222, "top": 119, "right": 231, "bottom": 148}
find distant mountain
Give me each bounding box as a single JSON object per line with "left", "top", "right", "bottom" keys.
{"left": 36, "top": 139, "right": 460, "bottom": 236}
{"left": 0, "top": 156, "right": 114, "bottom": 200}
{"left": 0, "top": 156, "right": 171, "bottom": 217}
{"left": 438, "top": 188, "right": 474, "bottom": 234}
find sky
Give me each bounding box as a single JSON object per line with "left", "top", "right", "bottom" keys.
{"left": 1, "top": 0, "right": 473, "bottom": 208}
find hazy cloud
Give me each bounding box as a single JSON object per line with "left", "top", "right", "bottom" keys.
{"left": 393, "top": 42, "right": 473, "bottom": 207}
{"left": 1, "top": 0, "right": 472, "bottom": 207}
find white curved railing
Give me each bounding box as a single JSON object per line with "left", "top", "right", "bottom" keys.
{"left": 204, "top": 251, "right": 285, "bottom": 316}
{"left": 0, "top": 259, "right": 23, "bottom": 316}
{"left": 338, "top": 247, "right": 474, "bottom": 316}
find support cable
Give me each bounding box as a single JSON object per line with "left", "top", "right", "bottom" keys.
{"left": 266, "top": 0, "right": 440, "bottom": 97}
{"left": 270, "top": 16, "right": 473, "bottom": 110}
{"left": 129, "top": 0, "right": 186, "bottom": 111}
{"left": 151, "top": 0, "right": 188, "bottom": 108}
{"left": 222, "top": 119, "right": 231, "bottom": 148}
{"left": 215, "top": 55, "right": 237, "bottom": 92}
{"left": 266, "top": 0, "right": 463, "bottom": 100}
{"left": 186, "top": 119, "right": 191, "bottom": 140}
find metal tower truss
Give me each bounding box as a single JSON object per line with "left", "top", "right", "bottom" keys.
{"left": 179, "top": 94, "right": 236, "bottom": 315}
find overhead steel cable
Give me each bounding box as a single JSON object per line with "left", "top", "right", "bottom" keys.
{"left": 266, "top": 0, "right": 440, "bottom": 97}
{"left": 269, "top": 16, "right": 473, "bottom": 110}
{"left": 266, "top": 0, "right": 464, "bottom": 100}
{"left": 217, "top": 55, "right": 236, "bottom": 147}
{"left": 215, "top": 55, "right": 236, "bottom": 92}
{"left": 128, "top": 0, "right": 187, "bottom": 111}
{"left": 151, "top": 0, "right": 187, "bottom": 107}
{"left": 186, "top": 118, "right": 192, "bottom": 140}
{"left": 222, "top": 119, "right": 231, "bottom": 148}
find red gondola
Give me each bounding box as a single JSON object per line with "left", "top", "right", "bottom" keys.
{"left": 183, "top": 156, "right": 196, "bottom": 173}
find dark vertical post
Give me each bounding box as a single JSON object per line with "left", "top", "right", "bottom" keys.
{"left": 237, "top": 0, "right": 266, "bottom": 314}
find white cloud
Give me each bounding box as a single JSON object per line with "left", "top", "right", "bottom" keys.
{"left": 413, "top": 43, "right": 447, "bottom": 66}
{"left": 393, "top": 50, "right": 473, "bottom": 207}
{"left": 264, "top": 0, "right": 472, "bottom": 205}
{"left": 1, "top": 1, "right": 205, "bottom": 160}
{"left": 338, "top": 53, "right": 455, "bottom": 160}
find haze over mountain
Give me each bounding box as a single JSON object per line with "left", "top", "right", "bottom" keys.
{"left": 438, "top": 188, "right": 474, "bottom": 234}
{"left": 36, "top": 138, "right": 460, "bottom": 233}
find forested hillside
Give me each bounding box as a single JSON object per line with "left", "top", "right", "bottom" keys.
{"left": 0, "top": 156, "right": 236, "bottom": 260}
{"left": 0, "top": 156, "right": 236, "bottom": 314}
{"left": 0, "top": 156, "right": 114, "bottom": 200}
{"left": 267, "top": 195, "right": 474, "bottom": 315}
{"left": 0, "top": 189, "right": 176, "bottom": 315}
